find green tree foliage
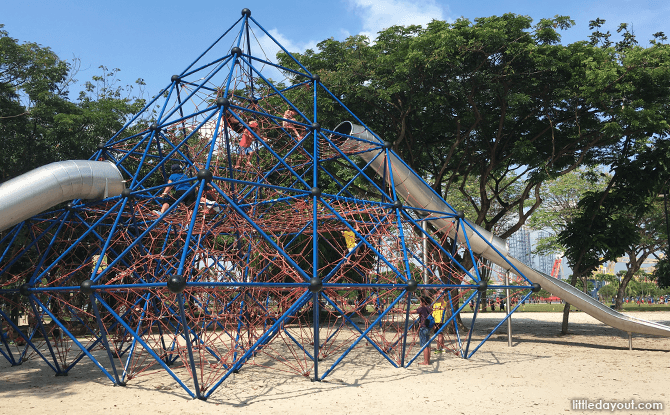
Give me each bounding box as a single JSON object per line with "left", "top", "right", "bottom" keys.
{"left": 528, "top": 168, "right": 607, "bottom": 255}
{"left": 278, "top": 15, "right": 670, "bottom": 243}
{"left": 597, "top": 282, "right": 618, "bottom": 300}
{"left": 534, "top": 19, "right": 670, "bottom": 330}
{"left": 557, "top": 126, "right": 670, "bottom": 314}
{"left": 654, "top": 256, "right": 670, "bottom": 289}
{"left": 0, "top": 25, "right": 147, "bottom": 182}
{"left": 610, "top": 201, "right": 669, "bottom": 309}
{"left": 0, "top": 25, "right": 150, "bottom": 304}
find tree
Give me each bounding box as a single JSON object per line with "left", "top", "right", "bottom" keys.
{"left": 0, "top": 25, "right": 147, "bottom": 182}
{"left": 529, "top": 168, "right": 667, "bottom": 311}
{"left": 597, "top": 282, "right": 618, "bottom": 301}
{"left": 612, "top": 201, "right": 668, "bottom": 309}
{"left": 655, "top": 256, "right": 670, "bottom": 289}
{"left": 1, "top": 23, "right": 70, "bottom": 180}
{"left": 276, "top": 15, "right": 670, "bottom": 335}
{"left": 541, "top": 18, "right": 670, "bottom": 332}
{"left": 0, "top": 26, "right": 150, "bottom": 320}
{"left": 278, "top": 15, "right": 670, "bottom": 243}
{"left": 528, "top": 167, "right": 607, "bottom": 255}
{"left": 559, "top": 137, "right": 670, "bottom": 329}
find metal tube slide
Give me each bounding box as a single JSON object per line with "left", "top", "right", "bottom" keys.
{"left": 336, "top": 121, "right": 670, "bottom": 337}
{"left": 0, "top": 160, "right": 125, "bottom": 232}
{"left": 334, "top": 121, "right": 509, "bottom": 261}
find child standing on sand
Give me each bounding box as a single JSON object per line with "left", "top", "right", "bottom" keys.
{"left": 411, "top": 296, "right": 433, "bottom": 365}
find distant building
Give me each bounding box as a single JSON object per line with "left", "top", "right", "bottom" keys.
{"left": 508, "top": 228, "right": 563, "bottom": 278}
{"left": 508, "top": 226, "right": 532, "bottom": 266}
{"left": 536, "top": 231, "right": 554, "bottom": 275}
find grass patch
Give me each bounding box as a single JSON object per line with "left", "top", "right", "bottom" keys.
{"left": 621, "top": 303, "right": 670, "bottom": 312}
{"left": 458, "top": 303, "right": 578, "bottom": 313}
{"left": 458, "top": 302, "right": 670, "bottom": 313}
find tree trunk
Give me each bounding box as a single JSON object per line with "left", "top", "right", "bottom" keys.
{"left": 615, "top": 250, "right": 646, "bottom": 310}
{"left": 615, "top": 272, "right": 634, "bottom": 310}
{"left": 561, "top": 271, "right": 580, "bottom": 334}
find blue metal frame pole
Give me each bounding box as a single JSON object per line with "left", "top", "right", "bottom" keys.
{"left": 400, "top": 290, "right": 413, "bottom": 367}
{"left": 464, "top": 290, "right": 483, "bottom": 358}
{"left": 0, "top": 341, "right": 15, "bottom": 366}
{"left": 90, "top": 293, "right": 124, "bottom": 385}
{"left": 178, "top": 292, "right": 203, "bottom": 399}
{"left": 31, "top": 297, "right": 115, "bottom": 382}
{"left": 0, "top": 222, "right": 24, "bottom": 263}
{"left": 407, "top": 295, "right": 462, "bottom": 367}
{"left": 405, "top": 290, "right": 477, "bottom": 367}
{"left": 446, "top": 289, "right": 464, "bottom": 357}
{"left": 204, "top": 291, "right": 312, "bottom": 398}
{"left": 26, "top": 296, "right": 64, "bottom": 374}
{"left": 466, "top": 290, "right": 533, "bottom": 358}
{"left": 245, "top": 17, "right": 254, "bottom": 99}
{"left": 319, "top": 292, "right": 406, "bottom": 380}
{"left": 311, "top": 75, "right": 321, "bottom": 381}
{"left": 312, "top": 291, "right": 320, "bottom": 381}
{"left": 0, "top": 308, "right": 55, "bottom": 370}
{"left": 92, "top": 198, "right": 129, "bottom": 276}
{"left": 95, "top": 292, "right": 196, "bottom": 398}
{"left": 320, "top": 293, "right": 398, "bottom": 367}
{"left": 121, "top": 295, "right": 150, "bottom": 382}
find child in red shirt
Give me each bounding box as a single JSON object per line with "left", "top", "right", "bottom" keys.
{"left": 236, "top": 120, "right": 258, "bottom": 168}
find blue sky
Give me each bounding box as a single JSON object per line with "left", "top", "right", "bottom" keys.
{"left": 4, "top": 0, "right": 665, "bottom": 274}
{"left": 3, "top": 0, "right": 669, "bottom": 99}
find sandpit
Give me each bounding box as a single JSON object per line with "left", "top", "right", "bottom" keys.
{"left": 1, "top": 311, "right": 669, "bottom": 414}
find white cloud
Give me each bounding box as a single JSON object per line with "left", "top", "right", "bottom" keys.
{"left": 249, "top": 28, "right": 319, "bottom": 82}
{"left": 256, "top": 29, "right": 319, "bottom": 60}
{"left": 346, "top": 0, "right": 447, "bottom": 38}
{"left": 241, "top": 1, "right": 449, "bottom": 82}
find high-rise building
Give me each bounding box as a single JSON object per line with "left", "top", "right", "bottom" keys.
{"left": 536, "top": 231, "right": 555, "bottom": 275}
{"left": 508, "top": 226, "right": 532, "bottom": 266}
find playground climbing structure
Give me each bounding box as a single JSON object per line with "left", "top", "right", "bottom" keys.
{"left": 0, "top": 9, "right": 539, "bottom": 399}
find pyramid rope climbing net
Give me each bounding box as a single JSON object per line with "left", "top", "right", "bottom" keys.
{"left": 0, "top": 9, "right": 536, "bottom": 400}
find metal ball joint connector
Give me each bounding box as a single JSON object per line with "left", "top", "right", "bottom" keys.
{"left": 406, "top": 279, "right": 418, "bottom": 292}
{"left": 167, "top": 275, "right": 187, "bottom": 294}
{"left": 216, "top": 97, "right": 229, "bottom": 108}
{"left": 309, "top": 277, "right": 323, "bottom": 293}
{"left": 19, "top": 284, "right": 31, "bottom": 297}
{"left": 80, "top": 279, "right": 95, "bottom": 295}
{"left": 197, "top": 169, "right": 213, "bottom": 183}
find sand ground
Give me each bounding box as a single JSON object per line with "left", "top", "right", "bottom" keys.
{"left": 1, "top": 311, "right": 669, "bottom": 415}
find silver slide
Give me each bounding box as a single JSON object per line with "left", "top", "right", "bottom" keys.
{"left": 0, "top": 160, "right": 125, "bottom": 232}
{"left": 336, "top": 121, "right": 670, "bottom": 337}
